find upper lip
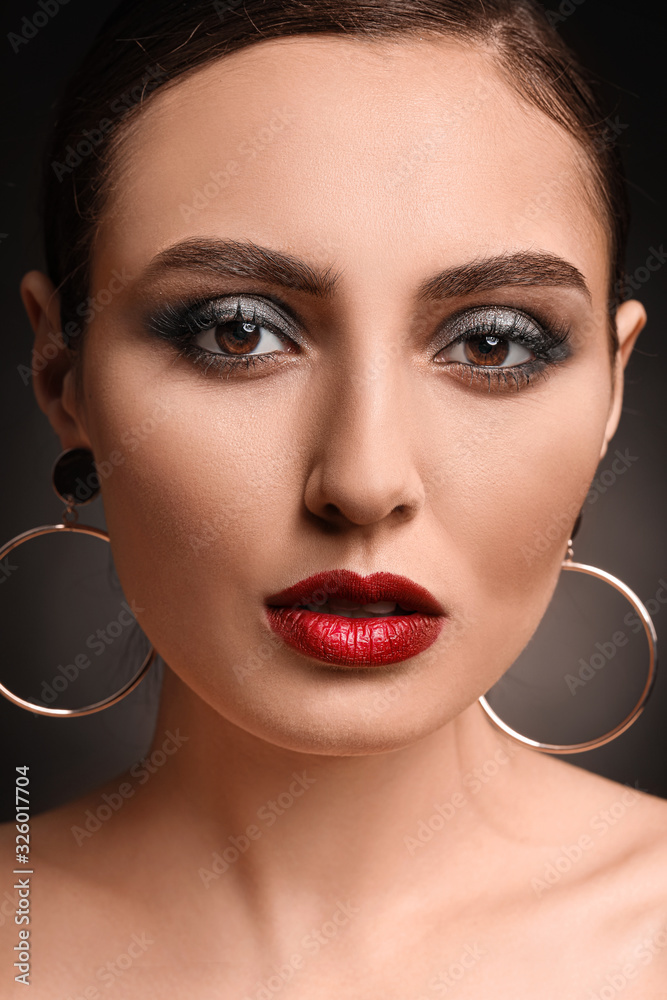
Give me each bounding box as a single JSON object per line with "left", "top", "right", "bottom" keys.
{"left": 265, "top": 569, "right": 445, "bottom": 616}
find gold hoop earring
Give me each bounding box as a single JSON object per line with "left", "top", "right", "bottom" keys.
{"left": 0, "top": 448, "right": 157, "bottom": 718}
{"left": 478, "top": 534, "right": 658, "bottom": 754}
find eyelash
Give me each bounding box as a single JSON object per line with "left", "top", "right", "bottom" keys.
{"left": 146, "top": 295, "right": 572, "bottom": 390}
{"left": 435, "top": 306, "right": 572, "bottom": 391}
{"left": 147, "top": 295, "right": 297, "bottom": 379}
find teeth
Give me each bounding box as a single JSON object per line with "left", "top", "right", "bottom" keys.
{"left": 302, "top": 600, "right": 400, "bottom": 617}
{"left": 359, "top": 601, "right": 398, "bottom": 614}
{"left": 327, "top": 598, "right": 363, "bottom": 611}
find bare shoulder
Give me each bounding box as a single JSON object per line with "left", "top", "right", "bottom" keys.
{"left": 544, "top": 753, "right": 667, "bottom": 846}
{"left": 524, "top": 749, "right": 667, "bottom": 857}
{"left": 1, "top": 788, "right": 91, "bottom": 867}
{"left": 0, "top": 790, "right": 107, "bottom": 934}
{"left": 0, "top": 772, "right": 148, "bottom": 925}
{"left": 1, "top": 773, "right": 142, "bottom": 879}
{"left": 522, "top": 749, "right": 667, "bottom": 919}
{"left": 0, "top": 777, "right": 154, "bottom": 998}
{"left": 505, "top": 749, "right": 667, "bottom": 992}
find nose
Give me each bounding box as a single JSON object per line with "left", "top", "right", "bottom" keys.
{"left": 303, "top": 347, "right": 426, "bottom": 530}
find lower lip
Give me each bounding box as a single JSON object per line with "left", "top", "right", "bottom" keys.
{"left": 264, "top": 607, "right": 445, "bottom": 667}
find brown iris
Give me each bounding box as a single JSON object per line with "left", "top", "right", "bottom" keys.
{"left": 214, "top": 301, "right": 262, "bottom": 354}
{"left": 463, "top": 334, "right": 510, "bottom": 366}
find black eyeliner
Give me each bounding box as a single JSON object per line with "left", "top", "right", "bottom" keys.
{"left": 146, "top": 293, "right": 302, "bottom": 345}
{"left": 144, "top": 294, "right": 574, "bottom": 389}
{"left": 442, "top": 305, "right": 573, "bottom": 362}
{"left": 432, "top": 304, "right": 574, "bottom": 392}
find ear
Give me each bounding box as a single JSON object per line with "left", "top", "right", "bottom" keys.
{"left": 599, "top": 299, "right": 646, "bottom": 462}
{"left": 20, "top": 270, "right": 92, "bottom": 450}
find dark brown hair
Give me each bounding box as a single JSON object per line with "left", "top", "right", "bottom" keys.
{"left": 42, "top": 0, "right": 629, "bottom": 350}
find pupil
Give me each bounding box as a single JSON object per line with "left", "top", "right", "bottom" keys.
{"left": 214, "top": 300, "right": 263, "bottom": 355}
{"left": 464, "top": 333, "right": 509, "bottom": 366}
{"left": 215, "top": 319, "right": 261, "bottom": 355}
{"left": 479, "top": 335, "right": 499, "bottom": 354}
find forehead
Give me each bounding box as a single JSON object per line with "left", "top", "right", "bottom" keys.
{"left": 97, "top": 34, "right": 607, "bottom": 298}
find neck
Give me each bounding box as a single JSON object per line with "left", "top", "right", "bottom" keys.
{"left": 131, "top": 667, "right": 539, "bottom": 919}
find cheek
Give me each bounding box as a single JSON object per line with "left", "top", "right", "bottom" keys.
{"left": 430, "top": 364, "right": 610, "bottom": 691}
{"left": 81, "top": 354, "right": 306, "bottom": 660}
{"left": 78, "top": 328, "right": 612, "bottom": 740}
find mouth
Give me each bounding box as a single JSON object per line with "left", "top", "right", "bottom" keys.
{"left": 264, "top": 569, "right": 446, "bottom": 667}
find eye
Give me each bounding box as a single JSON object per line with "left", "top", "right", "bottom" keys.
{"left": 194, "top": 300, "right": 291, "bottom": 357}
{"left": 438, "top": 333, "right": 534, "bottom": 368}
{"left": 431, "top": 306, "right": 572, "bottom": 391}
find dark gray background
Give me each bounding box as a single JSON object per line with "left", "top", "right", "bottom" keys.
{"left": 0, "top": 0, "right": 665, "bottom": 818}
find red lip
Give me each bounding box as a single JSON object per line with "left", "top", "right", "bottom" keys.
{"left": 264, "top": 569, "right": 446, "bottom": 667}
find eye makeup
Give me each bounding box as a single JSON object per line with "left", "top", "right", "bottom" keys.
{"left": 144, "top": 292, "right": 573, "bottom": 390}
{"left": 434, "top": 304, "right": 573, "bottom": 391}
{"left": 146, "top": 292, "right": 303, "bottom": 377}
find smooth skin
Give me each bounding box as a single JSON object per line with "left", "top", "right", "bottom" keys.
{"left": 3, "top": 34, "right": 667, "bottom": 998}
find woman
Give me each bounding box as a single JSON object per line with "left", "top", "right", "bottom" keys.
{"left": 2, "top": 0, "right": 666, "bottom": 994}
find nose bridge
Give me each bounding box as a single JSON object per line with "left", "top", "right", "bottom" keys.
{"left": 303, "top": 326, "right": 425, "bottom": 527}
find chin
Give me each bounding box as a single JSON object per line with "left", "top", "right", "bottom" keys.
{"left": 172, "top": 655, "right": 466, "bottom": 757}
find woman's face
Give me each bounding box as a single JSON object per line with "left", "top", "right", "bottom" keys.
{"left": 52, "top": 36, "right": 638, "bottom": 753}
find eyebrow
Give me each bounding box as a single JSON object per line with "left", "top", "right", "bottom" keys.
{"left": 416, "top": 249, "right": 591, "bottom": 302}
{"left": 141, "top": 238, "right": 591, "bottom": 302}
{"left": 142, "top": 237, "right": 342, "bottom": 297}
